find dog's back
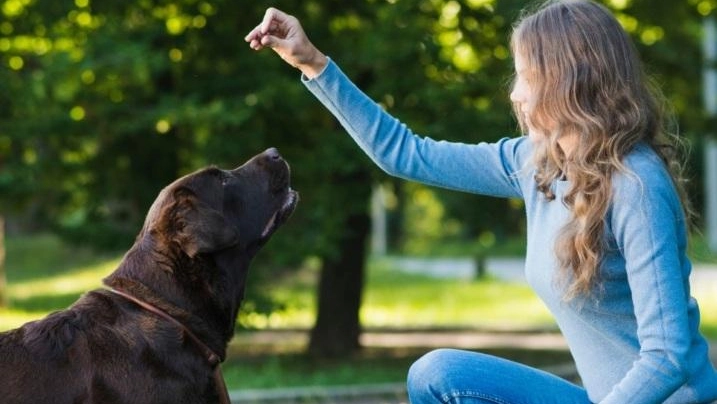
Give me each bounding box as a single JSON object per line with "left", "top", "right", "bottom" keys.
{"left": 0, "top": 291, "right": 216, "bottom": 404}
{"left": 1, "top": 292, "right": 111, "bottom": 403}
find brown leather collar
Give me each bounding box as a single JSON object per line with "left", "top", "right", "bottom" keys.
{"left": 106, "top": 287, "right": 231, "bottom": 404}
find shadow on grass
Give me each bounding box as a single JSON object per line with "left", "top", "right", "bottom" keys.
{"left": 222, "top": 341, "right": 574, "bottom": 390}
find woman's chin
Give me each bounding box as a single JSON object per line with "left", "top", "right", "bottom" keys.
{"left": 527, "top": 130, "right": 545, "bottom": 143}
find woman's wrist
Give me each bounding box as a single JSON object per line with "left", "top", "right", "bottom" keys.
{"left": 298, "top": 49, "right": 328, "bottom": 79}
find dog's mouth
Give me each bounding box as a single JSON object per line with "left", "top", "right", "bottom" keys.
{"left": 260, "top": 189, "right": 299, "bottom": 238}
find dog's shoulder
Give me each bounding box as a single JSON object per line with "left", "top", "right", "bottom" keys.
{"left": 10, "top": 291, "right": 121, "bottom": 360}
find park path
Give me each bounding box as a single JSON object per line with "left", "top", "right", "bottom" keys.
{"left": 388, "top": 255, "right": 717, "bottom": 285}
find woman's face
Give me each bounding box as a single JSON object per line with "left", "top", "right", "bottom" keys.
{"left": 510, "top": 51, "right": 543, "bottom": 142}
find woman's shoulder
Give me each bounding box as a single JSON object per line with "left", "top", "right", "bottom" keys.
{"left": 612, "top": 142, "right": 679, "bottom": 203}
{"left": 500, "top": 135, "right": 535, "bottom": 167}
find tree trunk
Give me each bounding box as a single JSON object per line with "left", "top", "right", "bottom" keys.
{"left": 0, "top": 216, "right": 7, "bottom": 308}
{"left": 308, "top": 209, "right": 371, "bottom": 358}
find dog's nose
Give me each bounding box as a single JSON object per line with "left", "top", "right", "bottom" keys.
{"left": 264, "top": 147, "right": 281, "bottom": 161}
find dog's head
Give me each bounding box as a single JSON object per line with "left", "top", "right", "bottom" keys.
{"left": 141, "top": 147, "right": 298, "bottom": 260}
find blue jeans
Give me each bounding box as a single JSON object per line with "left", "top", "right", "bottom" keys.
{"left": 407, "top": 349, "right": 592, "bottom": 404}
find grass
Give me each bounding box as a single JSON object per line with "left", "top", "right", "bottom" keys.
{"left": 220, "top": 345, "right": 574, "bottom": 390}
{"left": 1, "top": 234, "right": 120, "bottom": 330}
{"left": 222, "top": 348, "right": 418, "bottom": 389}
{"left": 238, "top": 256, "right": 555, "bottom": 331}
{"left": 363, "top": 257, "right": 554, "bottom": 329}
{"left": 1, "top": 233, "right": 715, "bottom": 391}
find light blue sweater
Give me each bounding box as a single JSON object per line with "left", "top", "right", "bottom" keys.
{"left": 302, "top": 59, "right": 717, "bottom": 403}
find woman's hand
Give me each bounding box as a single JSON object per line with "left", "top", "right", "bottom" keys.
{"left": 244, "top": 8, "right": 328, "bottom": 79}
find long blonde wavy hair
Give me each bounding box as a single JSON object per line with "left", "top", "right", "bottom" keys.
{"left": 510, "top": 0, "right": 692, "bottom": 298}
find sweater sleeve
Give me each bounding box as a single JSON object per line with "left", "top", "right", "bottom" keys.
{"left": 600, "top": 152, "right": 692, "bottom": 403}
{"left": 301, "top": 59, "right": 530, "bottom": 199}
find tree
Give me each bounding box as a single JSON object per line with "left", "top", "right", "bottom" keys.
{"left": 0, "top": 217, "right": 6, "bottom": 308}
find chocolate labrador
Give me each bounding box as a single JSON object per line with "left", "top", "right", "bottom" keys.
{"left": 0, "top": 148, "right": 298, "bottom": 404}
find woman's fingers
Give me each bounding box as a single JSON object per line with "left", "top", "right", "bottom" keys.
{"left": 244, "top": 7, "right": 327, "bottom": 77}
{"left": 245, "top": 8, "right": 294, "bottom": 51}
{"left": 260, "top": 8, "right": 288, "bottom": 35}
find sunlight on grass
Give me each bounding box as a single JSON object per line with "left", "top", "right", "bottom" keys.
{"left": 0, "top": 258, "right": 118, "bottom": 331}
{"left": 0, "top": 308, "right": 47, "bottom": 330}
{"left": 694, "top": 286, "right": 717, "bottom": 339}
{"left": 1, "top": 235, "right": 122, "bottom": 331}
{"left": 240, "top": 308, "right": 316, "bottom": 329}
{"left": 9, "top": 259, "right": 118, "bottom": 300}
{"left": 244, "top": 257, "right": 556, "bottom": 331}
{"left": 360, "top": 259, "right": 554, "bottom": 329}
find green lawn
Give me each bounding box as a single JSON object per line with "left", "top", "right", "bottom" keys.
{"left": 1, "top": 234, "right": 121, "bottom": 330}
{"left": 235, "top": 256, "right": 556, "bottom": 331}
{"left": 1, "top": 233, "right": 715, "bottom": 390}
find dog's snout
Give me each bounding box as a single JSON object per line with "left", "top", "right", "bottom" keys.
{"left": 234, "top": 148, "right": 291, "bottom": 191}
{"left": 264, "top": 147, "right": 281, "bottom": 161}
{"left": 257, "top": 147, "right": 287, "bottom": 170}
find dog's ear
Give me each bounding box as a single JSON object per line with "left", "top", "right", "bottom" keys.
{"left": 163, "top": 188, "right": 240, "bottom": 258}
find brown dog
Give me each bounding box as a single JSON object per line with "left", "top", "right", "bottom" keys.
{"left": 0, "top": 148, "right": 298, "bottom": 404}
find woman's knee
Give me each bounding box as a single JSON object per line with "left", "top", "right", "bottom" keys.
{"left": 409, "top": 349, "right": 459, "bottom": 379}
{"left": 407, "top": 348, "right": 467, "bottom": 401}
{"left": 407, "top": 348, "right": 591, "bottom": 404}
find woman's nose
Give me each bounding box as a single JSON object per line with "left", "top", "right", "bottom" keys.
{"left": 510, "top": 86, "right": 523, "bottom": 104}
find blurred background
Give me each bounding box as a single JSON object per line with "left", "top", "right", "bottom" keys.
{"left": 1, "top": 0, "right": 716, "bottom": 402}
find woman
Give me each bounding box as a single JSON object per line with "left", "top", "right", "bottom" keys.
{"left": 245, "top": 1, "right": 717, "bottom": 403}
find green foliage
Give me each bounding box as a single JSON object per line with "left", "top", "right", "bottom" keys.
{"left": 400, "top": 182, "right": 463, "bottom": 254}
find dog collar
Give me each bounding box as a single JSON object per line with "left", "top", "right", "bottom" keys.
{"left": 105, "top": 286, "right": 231, "bottom": 404}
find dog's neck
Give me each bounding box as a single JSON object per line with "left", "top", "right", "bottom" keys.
{"left": 104, "top": 234, "right": 253, "bottom": 353}
{"left": 105, "top": 286, "right": 223, "bottom": 364}
{"left": 103, "top": 273, "right": 233, "bottom": 360}
{"left": 102, "top": 283, "right": 232, "bottom": 404}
